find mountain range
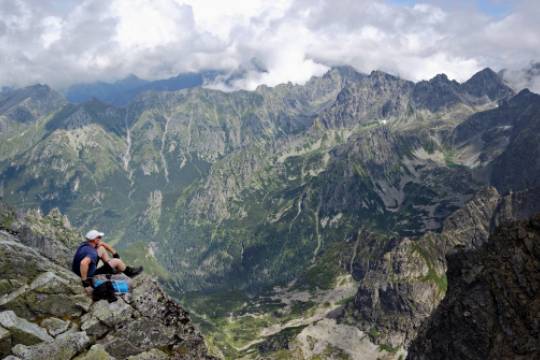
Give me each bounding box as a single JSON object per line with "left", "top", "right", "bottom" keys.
{"left": 1, "top": 65, "right": 539, "bottom": 358}
{"left": 65, "top": 71, "right": 222, "bottom": 106}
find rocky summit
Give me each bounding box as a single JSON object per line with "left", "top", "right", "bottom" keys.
{"left": 0, "top": 201, "right": 215, "bottom": 359}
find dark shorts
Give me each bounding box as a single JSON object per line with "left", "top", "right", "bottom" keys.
{"left": 92, "top": 261, "right": 116, "bottom": 276}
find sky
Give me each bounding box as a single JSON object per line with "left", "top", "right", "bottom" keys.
{"left": 0, "top": 0, "right": 538, "bottom": 91}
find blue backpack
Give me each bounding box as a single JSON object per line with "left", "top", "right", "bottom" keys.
{"left": 93, "top": 279, "right": 129, "bottom": 293}
{"left": 93, "top": 274, "right": 131, "bottom": 294}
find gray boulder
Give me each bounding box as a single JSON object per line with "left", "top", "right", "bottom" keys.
{"left": 80, "top": 313, "right": 110, "bottom": 339}
{"left": 41, "top": 317, "right": 71, "bottom": 337}
{"left": 74, "top": 344, "right": 116, "bottom": 360}
{"left": 11, "top": 331, "right": 90, "bottom": 360}
{"left": 0, "top": 310, "right": 53, "bottom": 345}
{"left": 91, "top": 299, "right": 134, "bottom": 328}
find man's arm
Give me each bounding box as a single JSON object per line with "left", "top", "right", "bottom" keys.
{"left": 97, "top": 242, "right": 118, "bottom": 256}
{"left": 80, "top": 257, "right": 93, "bottom": 293}
{"left": 80, "top": 256, "right": 91, "bottom": 281}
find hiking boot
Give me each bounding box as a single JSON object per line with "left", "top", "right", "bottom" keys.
{"left": 124, "top": 265, "right": 144, "bottom": 278}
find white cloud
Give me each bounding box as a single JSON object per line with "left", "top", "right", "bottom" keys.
{"left": 40, "top": 16, "right": 62, "bottom": 48}
{"left": 502, "top": 62, "right": 540, "bottom": 93}
{"left": 0, "top": 0, "right": 538, "bottom": 91}
{"left": 112, "top": 0, "right": 194, "bottom": 49}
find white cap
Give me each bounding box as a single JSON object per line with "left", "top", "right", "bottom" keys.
{"left": 85, "top": 229, "right": 104, "bottom": 240}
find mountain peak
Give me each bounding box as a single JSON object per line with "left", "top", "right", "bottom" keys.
{"left": 116, "top": 74, "right": 146, "bottom": 87}
{"left": 325, "top": 65, "right": 365, "bottom": 83}
{"left": 370, "top": 69, "right": 390, "bottom": 77}
{"left": 431, "top": 73, "right": 450, "bottom": 82}
{"left": 412, "top": 73, "right": 463, "bottom": 112}
{"left": 0, "top": 84, "right": 65, "bottom": 121}
{"left": 464, "top": 67, "right": 500, "bottom": 87}
{"left": 124, "top": 73, "right": 141, "bottom": 81}
{"left": 517, "top": 88, "right": 533, "bottom": 96}
{"left": 428, "top": 73, "right": 461, "bottom": 87}
{"left": 27, "top": 83, "right": 52, "bottom": 91}
{"left": 330, "top": 65, "right": 359, "bottom": 74}
{"left": 473, "top": 67, "right": 497, "bottom": 77}
{"left": 369, "top": 70, "right": 402, "bottom": 83}
{"left": 462, "top": 67, "right": 514, "bottom": 100}
{"left": 506, "top": 88, "right": 540, "bottom": 106}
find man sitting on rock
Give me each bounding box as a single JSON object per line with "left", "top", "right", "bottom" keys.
{"left": 72, "top": 230, "right": 143, "bottom": 294}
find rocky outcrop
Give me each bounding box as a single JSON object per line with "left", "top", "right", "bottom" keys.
{"left": 319, "top": 70, "right": 414, "bottom": 129}
{"left": 76, "top": 275, "right": 211, "bottom": 359}
{"left": 349, "top": 186, "right": 540, "bottom": 347}
{"left": 0, "top": 310, "right": 54, "bottom": 344}
{"left": 407, "top": 215, "right": 540, "bottom": 359}
{"left": 0, "top": 201, "right": 214, "bottom": 359}
{"left": 0, "top": 203, "right": 80, "bottom": 267}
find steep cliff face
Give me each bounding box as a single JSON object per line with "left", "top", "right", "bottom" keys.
{"left": 0, "top": 202, "right": 214, "bottom": 360}
{"left": 348, "top": 186, "right": 540, "bottom": 348}
{"left": 407, "top": 215, "right": 540, "bottom": 360}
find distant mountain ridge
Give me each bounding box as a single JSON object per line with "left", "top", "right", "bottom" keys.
{"left": 65, "top": 70, "right": 222, "bottom": 106}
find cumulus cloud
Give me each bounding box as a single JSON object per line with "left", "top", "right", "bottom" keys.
{"left": 501, "top": 62, "right": 540, "bottom": 93}
{"left": 0, "top": 0, "right": 538, "bottom": 90}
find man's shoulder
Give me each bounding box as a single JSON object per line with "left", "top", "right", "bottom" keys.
{"left": 76, "top": 242, "right": 97, "bottom": 255}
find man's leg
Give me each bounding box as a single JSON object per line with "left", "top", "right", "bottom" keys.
{"left": 107, "top": 258, "right": 127, "bottom": 272}
{"left": 97, "top": 247, "right": 126, "bottom": 273}
{"left": 96, "top": 246, "right": 142, "bottom": 277}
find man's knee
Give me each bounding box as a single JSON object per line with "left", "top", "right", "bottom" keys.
{"left": 97, "top": 247, "right": 109, "bottom": 262}
{"left": 108, "top": 258, "right": 126, "bottom": 271}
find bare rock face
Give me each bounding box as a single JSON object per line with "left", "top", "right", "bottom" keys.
{"left": 348, "top": 188, "right": 500, "bottom": 346}
{"left": 349, "top": 186, "right": 540, "bottom": 348}
{"left": 0, "top": 201, "right": 215, "bottom": 359}
{"left": 0, "top": 204, "right": 81, "bottom": 268}
{"left": 407, "top": 215, "right": 540, "bottom": 360}
{"left": 94, "top": 276, "right": 210, "bottom": 359}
